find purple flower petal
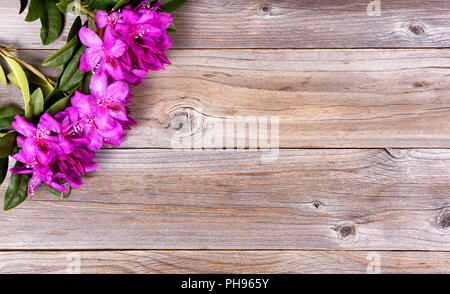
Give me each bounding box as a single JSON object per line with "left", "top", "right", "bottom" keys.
{"left": 107, "top": 81, "right": 129, "bottom": 102}
{"left": 104, "top": 59, "right": 125, "bottom": 80}
{"left": 96, "top": 11, "right": 109, "bottom": 29}
{"left": 89, "top": 72, "right": 108, "bottom": 99}
{"left": 28, "top": 173, "right": 42, "bottom": 195}
{"left": 12, "top": 115, "right": 37, "bottom": 137}
{"left": 38, "top": 113, "right": 61, "bottom": 133}
{"left": 122, "top": 10, "right": 140, "bottom": 24}
{"left": 82, "top": 47, "right": 104, "bottom": 72}
{"left": 79, "top": 27, "right": 103, "bottom": 48}
{"left": 108, "top": 40, "right": 127, "bottom": 58}
{"left": 85, "top": 126, "right": 104, "bottom": 150}
{"left": 71, "top": 91, "right": 97, "bottom": 117}
{"left": 158, "top": 12, "right": 173, "bottom": 30}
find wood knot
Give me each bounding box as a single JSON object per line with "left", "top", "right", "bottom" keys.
{"left": 409, "top": 24, "right": 425, "bottom": 36}
{"left": 259, "top": 4, "right": 272, "bottom": 16}
{"left": 336, "top": 224, "right": 356, "bottom": 240}
{"left": 438, "top": 212, "right": 450, "bottom": 229}
{"left": 413, "top": 81, "right": 430, "bottom": 88}
{"left": 169, "top": 111, "right": 190, "bottom": 131}
{"left": 313, "top": 201, "right": 323, "bottom": 209}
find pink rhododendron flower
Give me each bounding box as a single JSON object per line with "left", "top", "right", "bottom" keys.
{"left": 79, "top": 26, "right": 127, "bottom": 80}
{"left": 10, "top": 113, "right": 81, "bottom": 195}
{"left": 96, "top": 11, "right": 122, "bottom": 29}
{"left": 92, "top": 1, "right": 173, "bottom": 85}
{"left": 117, "top": 1, "right": 172, "bottom": 71}
{"left": 12, "top": 113, "right": 70, "bottom": 166}
{"left": 48, "top": 147, "right": 97, "bottom": 192}
{"left": 8, "top": 0, "right": 179, "bottom": 200}
{"left": 70, "top": 73, "right": 130, "bottom": 149}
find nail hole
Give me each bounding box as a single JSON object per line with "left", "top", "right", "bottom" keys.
{"left": 313, "top": 201, "right": 323, "bottom": 209}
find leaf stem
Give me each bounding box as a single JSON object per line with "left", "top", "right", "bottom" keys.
{"left": 0, "top": 46, "right": 56, "bottom": 87}
{"left": 73, "top": 2, "right": 96, "bottom": 20}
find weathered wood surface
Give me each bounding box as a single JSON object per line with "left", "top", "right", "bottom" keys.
{"left": 1, "top": 0, "right": 449, "bottom": 273}
{"left": 0, "top": 149, "right": 448, "bottom": 250}
{"left": 3, "top": 0, "right": 450, "bottom": 49}
{"left": 0, "top": 250, "right": 449, "bottom": 274}
{"left": 1, "top": 49, "right": 450, "bottom": 148}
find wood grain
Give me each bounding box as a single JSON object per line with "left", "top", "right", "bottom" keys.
{"left": 0, "top": 149, "right": 449, "bottom": 250}
{"left": 3, "top": 1, "right": 450, "bottom": 49}
{"left": 0, "top": 250, "right": 449, "bottom": 274}
{"left": 2, "top": 49, "right": 450, "bottom": 148}
{"left": 1, "top": 0, "right": 450, "bottom": 273}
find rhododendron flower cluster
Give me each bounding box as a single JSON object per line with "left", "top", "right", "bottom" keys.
{"left": 83, "top": 0, "right": 172, "bottom": 85}
{"left": 10, "top": 1, "right": 172, "bottom": 196}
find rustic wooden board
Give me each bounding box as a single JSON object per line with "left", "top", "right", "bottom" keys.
{"left": 3, "top": 0, "right": 450, "bottom": 49}
{"left": 1, "top": 250, "right": 449, "bottom": 274}
{"left": 0, "top": 149, "right": 449, "bottom": 250}
{"left": 1, "top": 0, "right": 449, "bottom": 274}
{"left": 1, "top": 49, "right": 450, "bottom": 148}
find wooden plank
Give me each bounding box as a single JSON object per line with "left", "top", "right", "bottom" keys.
{"left": 0, "top": 149, "right": 449, "bottom": 250}
{"left": 3, "top": 0, "right": 450, "bottom": 49}
{"left": 0, "top": 250, "right": 449, "bottom": 274}
{"left": 2, "top": 49, "right": 450, "bottom": 148}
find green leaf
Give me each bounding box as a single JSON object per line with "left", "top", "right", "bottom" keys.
{"left": 0, "top": 157, "right": 8, "bottom": 186}
{"left": 6, "top": 72, "right": 19, "bottom": 88}
{"left": 113, "top": 0, "right": 132, "bottom": 10}
{"left": 7, "top": 71, "right": 54, "bottom": 98}
{"left": 55, "top": 0, "right": 72, "bottom": 14}
{"left": 26, "top": 72, "right": 54, "bottom": 97}
{"left": 40, "top": 0, "right": 64, "bottom": 46}
{"left": 42, "top": 183, "right": 71, "bottom": 198}
{"left": 4, "top": 163, "right": 31, "bottom": 211}
{"left": 45, "top": 96, "right": 69, "bottom": 116}
{"left": 0, "top": 106, "right": 24, "bottom": 130}
{"left": 67, "top": 16, "right": 82, "bottom": 41}
{"left": 0, "top": 132, "right": 17, "bottom": 158}
{"left": 88, "top": 0, "right": 121, "bottom": 10}
{"left": 4, "top": 57, "right": 32, "bottom": 120}
{"left": 25, "top": 0, "right": 44, "bottom": 22}
{"left": 42, "top": 35, "right": 79, "bottom": 67}
{"left": 59, "top": 45, "right": 86, "bottom": 92}
{"left": 0, "top": 65, "right": 6, "bottom": 88}
{"left": 30, "top": 88, "right": 44, "bottom": 117}
{"left": 81, "top": 71, "right": 92, "bottom": 95}
{"left": 20, "top": 0, "right": 29, "bottom": 14}
{"left": 160, "top": 0, "right": 187, "bottom": 13}
{"left": 167, "top": 22, "right": 178, "bottom": 34}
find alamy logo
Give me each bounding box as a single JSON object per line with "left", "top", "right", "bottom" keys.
{"left": 170, "top": 110, "right": 280, "bottom": 163}
{"left": 367, "top": 0, "right": 381, "bottom": 16}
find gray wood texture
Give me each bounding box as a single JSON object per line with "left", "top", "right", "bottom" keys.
{"left": 0, "top": 149, "right": 448, "bottom": 250}
{"left": 1, "top": 49, "right": 450, "bottom": 148}
{"left": 3, "top": 1, "right": 450, "bottom": 49}
{"left": 0, "top": 0, "right": 449, "bottom": 274}
{"left": 0, "top": 250, "right": 449, "bottom": 274}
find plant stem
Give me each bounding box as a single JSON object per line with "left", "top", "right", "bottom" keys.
{"left": 0, "top": 46, "right": 56, "bottom": 87}
{"left": 72, "top": 2, "right": 96, "bottom": 20}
